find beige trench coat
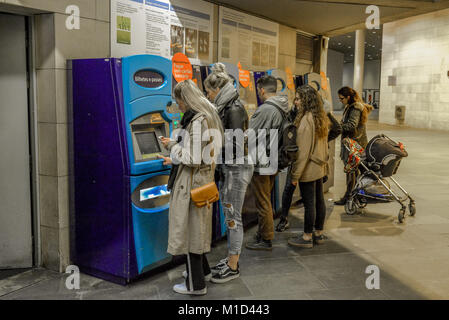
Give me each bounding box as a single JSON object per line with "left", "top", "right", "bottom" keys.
{"left": 291, "top": 112, "right": 329, "bottom": 182}
{"left": 166, "top": 113, "right": 216, "bottom": 256}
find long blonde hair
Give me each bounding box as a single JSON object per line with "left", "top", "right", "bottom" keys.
{"left": 173, "top": 79, "right": 223, "bottom": 135}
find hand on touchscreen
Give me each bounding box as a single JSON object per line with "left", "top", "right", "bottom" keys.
{"left": 157, "top": 154, "right": 172, "bottom": 166}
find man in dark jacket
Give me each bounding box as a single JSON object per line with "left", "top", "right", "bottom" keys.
{"left": 245, "top": 75, "right": 288, "bottom": 251}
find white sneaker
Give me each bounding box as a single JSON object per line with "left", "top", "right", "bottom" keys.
{"left": 173, "top": 282, "right": 207, "bottom": 296}
{"left": 182, "top": 271, "right": 212, "bottom": 281}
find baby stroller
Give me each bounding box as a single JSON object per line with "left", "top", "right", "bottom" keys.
{"left": 342, "top": 134, "right": 416, "bottom": 223}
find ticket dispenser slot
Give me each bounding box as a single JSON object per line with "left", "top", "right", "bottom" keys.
{"left": 131, "top": 175, "right": 170, "bottom": 209}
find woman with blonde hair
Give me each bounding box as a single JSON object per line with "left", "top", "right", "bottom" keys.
{"left": 287, "top": 85, "right": 330, "bottom": 248}
{"left": 159, "top": 79, "right": 223, "bottom": 295}
{"left": 334, "top": 86, "right": 373, "bottom": 205}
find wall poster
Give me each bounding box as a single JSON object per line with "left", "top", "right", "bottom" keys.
{"left": 111, "top": 0, "right": 214, "bottom": 65}
{"left": 218, "top": 6, "right": 279, "bottom": 71}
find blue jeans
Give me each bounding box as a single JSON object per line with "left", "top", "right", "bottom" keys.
{"left": 219, "top": 164, "right": 254, "bottom": 255}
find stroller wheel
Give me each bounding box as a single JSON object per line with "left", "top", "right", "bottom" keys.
{"left": 409, "top": 202, "right": 416, "bottom": 217}
{"left": 345, "top": 200, "right": 358, "bottom": 215}
{"left": 398, "top": 208, "right": 405, "bottom": 223}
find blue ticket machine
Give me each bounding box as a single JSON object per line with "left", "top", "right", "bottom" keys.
{"left": 70, "top": 55, "right": 181, "bottom": 284}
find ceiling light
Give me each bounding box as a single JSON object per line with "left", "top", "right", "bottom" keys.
{"left": 338, "top": 43, "right": 341, "bottom": 45}
{"left": 348, "top": 46, "right": 352, "bottom": 49}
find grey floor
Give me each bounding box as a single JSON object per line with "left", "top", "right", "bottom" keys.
{"left": 1, "top": 120, "right": 449, "bottom": 300}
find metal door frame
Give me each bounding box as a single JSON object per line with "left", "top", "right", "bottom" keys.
{"left": 0, "top": 11, "right": 39, "bottom": 268}
{"left": 24, "top": 14, "right": 40, "bottom": 267}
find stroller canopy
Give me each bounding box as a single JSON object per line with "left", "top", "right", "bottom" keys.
{"left": 365, "top": 134, "right": 408, "bottom": 165}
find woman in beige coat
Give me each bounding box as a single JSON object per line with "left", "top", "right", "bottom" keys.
{"left": 287, "top": 85, "right": 329, "bottom": 248}
{"left": 159, "top": 80, "right": 223, "bottom": 296}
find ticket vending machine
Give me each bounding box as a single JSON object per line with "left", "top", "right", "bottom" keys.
{"left": 191, "top": 65, "right": 210, "bottom": 96}
{"left": 267, "top": 69, "right": 295, "bottom": 106}
{"left": 239, "top": 71, "right": 258, "bottom": 119}
{"left": 221, "top": 62, "right": 240, "bottom": 91}
{"left": 294, "top": 75, "right": 304, "bottom": 89}
{"left": 69, "top": 55, "right": 181, "bottom": 284}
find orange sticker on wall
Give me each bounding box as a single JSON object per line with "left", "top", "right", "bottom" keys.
{"left": 238, "top": 62, "right": 250, "bottom": 88}
{"left": 285, "top": 67, "right": 295, "bottom": 90}
{"left": 172, "top": 53, "right": 192, "bottom": 83}
{"left": 320, "top": 71, "right": 329, "bottom": 91}
{"left": 239, "top": 70, "right": 250, "bottom": 88}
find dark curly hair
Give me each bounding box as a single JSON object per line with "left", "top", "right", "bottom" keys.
{"left": 294, "top": 85, "right": 329, "bottom": 139}
{"left": 338, "top": 86, "right": 373, "bottom": 125}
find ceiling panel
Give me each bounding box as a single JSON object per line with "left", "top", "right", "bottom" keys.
{"left": 210, "top": 0, "right": 449, "bottom": 35}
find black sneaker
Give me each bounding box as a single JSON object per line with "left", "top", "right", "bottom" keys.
{"left": 313, "top": 233, "right": 327, "bottom": 245}
{"left": 288, "top": 234, "right": 313, "bottom": 248}
{"left": 210, "top": 264, "right": 240, "bottom": 284}
{"left": 211, "top": 257, "right": 228, "bottom": 275}
{"left": 245, "top": 233, "right": 272, "bottom": 251}
{"left": 275, "top": 217, "right": 290, "bottom": 232}
{"left": 334, "top": 197, "right": 347, "bottom": 205}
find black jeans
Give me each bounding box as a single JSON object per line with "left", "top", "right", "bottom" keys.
{"left": 299, "top": 178, "right": 326, "bottom": 234}
{"left": 281, "top": 169, "right": 300, "bottom": 219}
{"left": 185, "top": 253, "right": 211, "bottom": 291}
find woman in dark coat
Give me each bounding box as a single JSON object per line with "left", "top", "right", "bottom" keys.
{"left": 334, "top": 86, "right": 373, "bottom": 205}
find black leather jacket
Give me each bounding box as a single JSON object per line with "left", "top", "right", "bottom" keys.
{"left": 218, "top": 96, "right": 249, "bottom": 162}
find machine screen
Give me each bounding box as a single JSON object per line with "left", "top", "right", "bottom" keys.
{"left": 140, "top": 184, "right": 170, "bottom": 201}
{"left": 135, "top": 132, "right": 160, "bottom": 156}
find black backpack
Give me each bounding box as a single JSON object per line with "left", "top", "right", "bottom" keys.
{"left": 265, "top": 101, "right": 299, "bottom": 170}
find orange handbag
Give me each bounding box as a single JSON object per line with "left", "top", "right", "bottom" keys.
{"left": 190, "top": 169, "right": 219, "bottom": 209}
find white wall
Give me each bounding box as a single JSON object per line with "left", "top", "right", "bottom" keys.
{"left": 380, "top": 8, "right": 449, "bottom": 130}
{"left": 327, "top": 49, "right": 344, "bottom": 110}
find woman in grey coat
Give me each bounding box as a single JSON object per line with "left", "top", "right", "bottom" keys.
{"left": 159, "top": 80, "right": 223, "bottom": 296}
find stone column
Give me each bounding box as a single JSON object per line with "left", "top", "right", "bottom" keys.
{"left": 353, "top": 29, "right": 365, "bottom": 94}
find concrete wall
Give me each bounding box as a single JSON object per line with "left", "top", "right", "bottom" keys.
{"left": 327, "top": 49, "right": 344, "bottom": 110}
{"left": 380, "top": 8, "right": 449, "bottom": 130}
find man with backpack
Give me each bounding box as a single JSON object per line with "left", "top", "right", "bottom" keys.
{"left": 245, "top": 75, "right": 296, "bottom": 251}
